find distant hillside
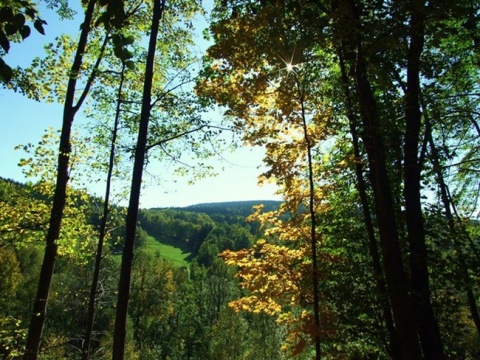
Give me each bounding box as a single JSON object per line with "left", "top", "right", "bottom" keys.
{"left": 180, "top": 200, "right": 282, "bottom": 217}
{"left": 137, "top": 201, "right": 281, "bottom": 266}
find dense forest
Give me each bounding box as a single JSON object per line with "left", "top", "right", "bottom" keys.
{"left": 1, "top": 177, "right": 287, "bottom": 359}
{"left": 1, "top": 0, "right": 479, "bottom": 359}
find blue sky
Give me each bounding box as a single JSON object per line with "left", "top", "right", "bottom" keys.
{"left": 0, "top": 1, "right": 281, "bottom": 208}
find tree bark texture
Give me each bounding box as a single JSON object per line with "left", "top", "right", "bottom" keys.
{"left": 338, "top": 49, "right": 400, "bottom": 359}
{"left": 334, "top": 1, "right": 422, "bottom": 358}
{"left": 23, "top": 0, "right": 97, "bottom": 358}
{"left": 111, "top": 0, "right": 165, "bottom": 358}
{"left": 403, "top": 1, "right": 445, "bottom": 357}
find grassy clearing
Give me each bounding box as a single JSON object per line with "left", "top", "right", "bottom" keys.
{"left": 145, "top": 235, "right": 190, "bottom": 267}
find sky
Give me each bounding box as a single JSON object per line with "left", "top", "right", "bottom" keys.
{"left": 0, "top": 1, "right": 281, "bottom": 208}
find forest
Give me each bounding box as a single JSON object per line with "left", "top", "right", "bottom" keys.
{"left": 0, "top": 0, "right": 479, "bottom": 359}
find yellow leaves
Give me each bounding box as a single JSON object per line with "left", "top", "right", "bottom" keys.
{"left": 221, "top": 238, "right": 306, "bottom": 313}
{"left": 229, "top": 296, "right": 282, "bottom": 316}
{"left": 220, "top": 193, "right": 337, "bottom": 356}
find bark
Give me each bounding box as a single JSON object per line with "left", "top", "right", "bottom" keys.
{"left": 23, "top": 0, "right": 97, "bottom": 358}
{"left": 82, "top": 63, "right": 126, "bottom": 360}
{"left": 111, "top": 0, "right": 165, "bottom": 358}
{"left": 403, "top": 1, "right": 444, "bottom": 357}
{"left": 354, "top": 43, "right": 421, "bottom": 360}
{"left": 298, "top": 80, "right": 321, "bottom": 359}
{"left": 338, "top": 49, "right": 400, "bottom": 359}
{"left": 334, "top": 1, "right": 422, "bottom": 357}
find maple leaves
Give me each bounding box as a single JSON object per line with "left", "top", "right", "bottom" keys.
{"left": 222, "top": 239, "right": 305, "bottom": 315}
{"left": 221, "top": 200, "right": 338, "bottom": 356}
{"left": 199, "top": 3, "right": 341, "bottom": 356}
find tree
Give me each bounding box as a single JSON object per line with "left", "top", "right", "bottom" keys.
{"left": 199, "top": 0, "right": 479, "bottom": 357}
{"left": 22, "top": 0, "right": 125, "bottom": 356}
{"left": 214, "top": 54, "right": 337, "bottom": 357}
{"left": 81, "top": 62, "right": 127, "bottom": 360}
{"left": 111, "top": 0, "right": 166, "bottom": 356}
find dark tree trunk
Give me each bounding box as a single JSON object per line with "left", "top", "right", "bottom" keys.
{"left": 82, "top": 63, "right": 126, "bottom": 360}
{"left": 337, "top": 50, "right": 400, "bottom": 359}
{"left": 111, "top": 0, "right": 165, "bottom": 358}
{"left": 403, "top": 1, "right": 444, "bottom": 357}
{"left": 334, "top": 1, "right": 422, "bottom": 357}
{"left": 298, "top": 82, "right": 321, "bottom": 360}
{"left": 23, "top": 0, "right": 97, "bottom": 358}
{"left": 353, "top": 42, "right": 422, "bottom": 359}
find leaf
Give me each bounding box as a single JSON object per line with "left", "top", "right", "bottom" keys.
{"left": 106, "top": 0, "right": 125, "bottom": 28}
{"left": 13, "top": 13, "right": 25, "bottom": 27}
{"left": 4, "top": 23, "right": 17, "bottom": 36}
{"left": 125, "top": 60, "right": 135, "bottom": 71}
{"left": 0, "top": 58, "right": 13, "bottom": 83}
{"left": 19, "top": 25, "right": 30, "bottom": 40}
{"left": 25, "top": 7, "right": 36, "bottom": 19}
{"left": 33, "top": 19, "right": 46, "bottom": 35}
{"left": 123, "top": 49, "right": 133, "bottom": 60}
{"left": 0, "top": 7, "right": 14, "bottom": 22}
{"left": 123, "top": 34, "right": 134, "bottom": 45}
{"left": 111, "top": 33, "right": 122, "bottom": 47}
{"left": 0, "top": 31, "right": 10, "bottom": 52}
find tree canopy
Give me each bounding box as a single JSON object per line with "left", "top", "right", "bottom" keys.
{"left": 0, "top": 0, "right": 479, "bottom": 358}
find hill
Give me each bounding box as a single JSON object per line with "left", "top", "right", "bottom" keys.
{"left": 137, "top": 201, "right": 281, "bottom": 266}
{"left": 176, "top": 199, "right": 281, "bottom": 216}
{"left": 0, "top": 177, "right": 278, "bottom": 266}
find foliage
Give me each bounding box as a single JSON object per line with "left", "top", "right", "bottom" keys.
{"left": 198, "top": 0, "right": 480, "bottom": 357}
{"left": 8, "top": 130, "right": 98, "bottom": 259}
{"left": 0, "top": 0, "right": 47, "bottom": 82}
{"left": 1, "top": 0, "right": 479, "bottom": 357}
{"left": 0, "top": 178, "right": 287, "bottom": 358}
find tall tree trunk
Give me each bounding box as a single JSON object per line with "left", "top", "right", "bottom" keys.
{"left": 335, "top": 1, "right": 422, "bottom": 357}
{"left": 354, "top": 43, "right": 422, "bottom": 360}
{"left": 111, "top": 0, "right": 165, "bottom": 358}
{"left": 403, "top": 1, "right": 445, "bottom": 357}
{"left": 82, "top": 63, "right": 126, "bottom": 360}
{"left": 23, "top": 1, "right": 97, "bottom": 358}
{"left": 337, "top": 50, "right": 399, "bottom": 359}
{"left": 298, "top": 79, "right": 321, "bottom": 360}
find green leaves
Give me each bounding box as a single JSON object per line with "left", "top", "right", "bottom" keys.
{"left": 0, "top": 30, "right": 10, "bottom": 52}
{"left": 0, "top": 3, "right": 46, "bottom": 49}
{"left": 33, "top": 18, "right": 46, "bottom": 35}
{"left": 13, "top": 13, "right": 26, "bottom": 28}
{"left": 111, "top": 33, "right": 134, "bottom": 62}
{"left": 94, "top": 0, "right": 126, "bottom": 32}
{"left": 124, "top": 59, "right": 135, "bottom": 70}
{"left": 19, "top": 25, "right": 30, "bottom": 39}
{"left": 0, "top": 0, "right": 46, "bottom": 83}
{"left": 0, "top": 58, "right": 12, "bottom": 82}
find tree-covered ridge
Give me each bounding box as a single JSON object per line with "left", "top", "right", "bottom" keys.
{"left": 1, "top": 175, "right": 271, "bottom": 255}
{"left": 183, "top": 199, "right": 282, "bottom": 215}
